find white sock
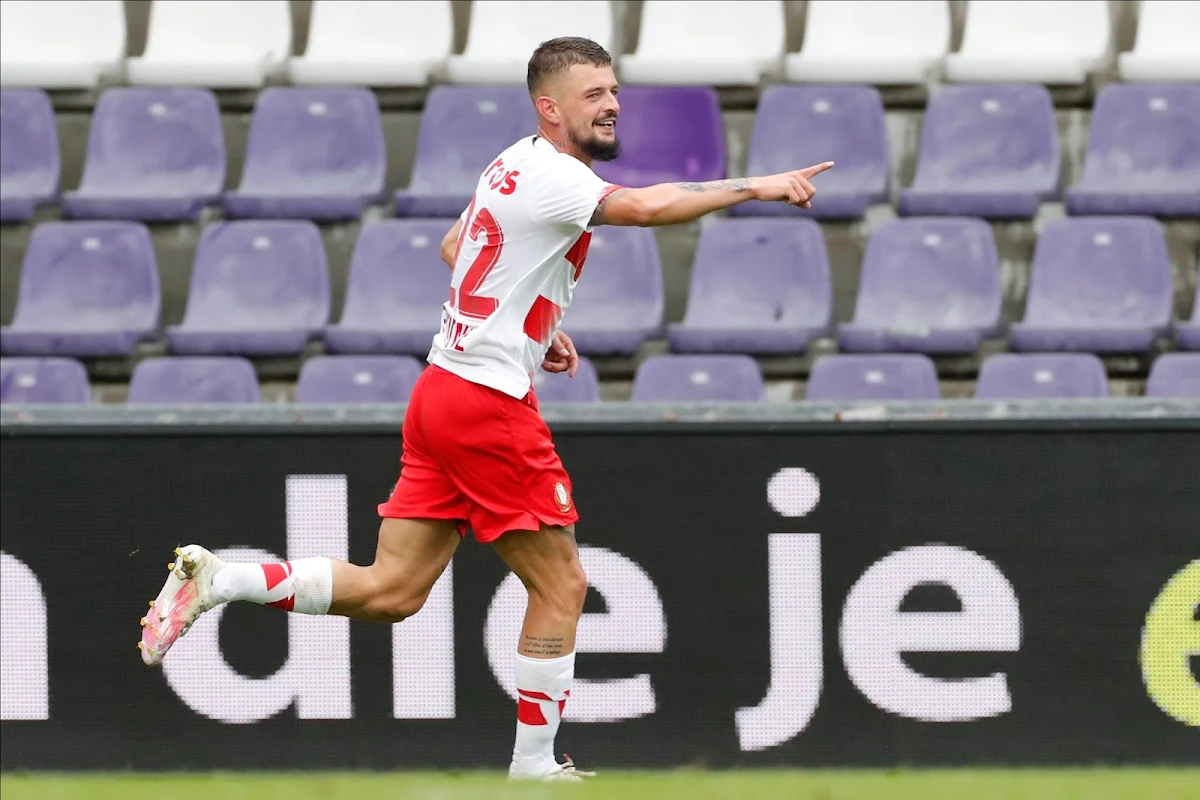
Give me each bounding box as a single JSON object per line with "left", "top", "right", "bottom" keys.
{"left": 210, "top": 558, "right": 333, "bottom": 615}
{"left": 509, "top": 651, "right": 574, "bottom": 777}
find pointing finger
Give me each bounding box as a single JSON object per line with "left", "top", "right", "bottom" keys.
{"left": 797, "top": 161, "right": 835, "bottom": 179}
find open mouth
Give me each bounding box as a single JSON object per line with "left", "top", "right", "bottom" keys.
{"left": 594, "top": 119, "right": 616, "bottom": 132}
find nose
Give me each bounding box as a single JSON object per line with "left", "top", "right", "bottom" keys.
{"left": 603, "top": 93, "right": 620, "bottom": 118}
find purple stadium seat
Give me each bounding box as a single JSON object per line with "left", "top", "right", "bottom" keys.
{"left": 1145, "top": 353, "right": 1200, "bottom": 398}
{"left": 1066, "top": 84, "right": 1200, "bottom": 217}
{"left": 325, "top": 220, "right": 451, "bottom": 355}
{"left": 729, "top": 85, "right": 888, "bottom": 220}
{"left": 0, "top": 89, "right": 60, "bottom": 222}
{"left": 567, "top": 227, "right": 664, "bottom": 355}
{"left": 630, "top": 355, "right": 765, "bottom": 402}
{"left": 532, "top": 357, "right": 601, "bottom": 403}
{"left": 63, "top": 88, "right": 225, "bottom": 222}
{"left": 806, "top": 354, "right": 940, "bottom": 401}
{"left": 395, "top": 86, "right": 535, "bottom": 218}
{"left": 224, "top": 88, "right": 386, "bottom": 221}
{"left": 1009, "top": 217, "right": 1172, "bottom": 353}
{"left": 593, "top": 87, "right": 725, "bottom": 188}
{"left": 1, "top": 222, "right": 159, "bottom": 357}
{"left": 838, "top": 218, "right": 1001, "bottom": 354}
{"left": 1178, "top": 280, "right": 1200, "bottom": 351}
{"left": 127, "top": 357, "right": 260, "bottom": 404}
{"left": 294, "top": 355, "right": 424, "bottom": 404}
{"left": 975, "top": 353, "right": 1109, "bottom": 400}
{"left": 168, "top": 221, "right": 330, "bottom": 357}
{"left": 0, "top": 358, "right": 90, "bottom": 404}
{"left": 899, "top": 85, "right": 1059, "bottom": 219}
{"left": 669, "top": 218, "right": 832, "bottom": 354}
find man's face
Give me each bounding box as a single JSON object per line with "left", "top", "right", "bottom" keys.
{"left": 556, "top": 63, "right": 621, "bottom": 162}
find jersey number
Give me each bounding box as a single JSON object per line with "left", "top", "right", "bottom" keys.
{"left": 451, "top": 201, "right": 501, "bottom": 319}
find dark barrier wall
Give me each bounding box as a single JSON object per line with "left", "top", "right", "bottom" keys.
{"left": 2, "top": 423, "right": 1198, "bottom": 771}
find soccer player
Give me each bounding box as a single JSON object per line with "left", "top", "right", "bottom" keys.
{"left": 137, "top": 37, "right": 832, "bottom": 781}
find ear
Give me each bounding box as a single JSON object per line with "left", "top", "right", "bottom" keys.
{"left": 535, "top": 95, "right": 561, "bottom": 126}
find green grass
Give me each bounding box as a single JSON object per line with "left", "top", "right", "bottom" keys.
{"left": 3, "top": 770, "right": 1200, "bottom": 800}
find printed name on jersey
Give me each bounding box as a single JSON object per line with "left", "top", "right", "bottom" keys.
{"left": 484, "top": 157, "right": 520, "bottom": 196}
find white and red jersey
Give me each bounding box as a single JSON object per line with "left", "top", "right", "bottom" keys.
{"left": 428, "top": 135, "right": 621, "bottom": 399}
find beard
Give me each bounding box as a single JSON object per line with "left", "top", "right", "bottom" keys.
{"left": 571, "top": 126, "right": 622, "bottom": 162}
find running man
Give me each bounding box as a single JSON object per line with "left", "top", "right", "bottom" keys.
{"left": 138, "top": 37, "right": 833, "bottom": 782}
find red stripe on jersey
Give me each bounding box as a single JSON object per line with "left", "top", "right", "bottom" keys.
{"left": 565, "top": 232, "right": 592, "bottom": 281}
{"left": 261, "top": 562, "right": 291, "bottom": 592}
{"left": 523, "top": 295, "right": 563, "bottom": 347}
{"left": 517, "top": 698, "right": 548, "bottom": 725}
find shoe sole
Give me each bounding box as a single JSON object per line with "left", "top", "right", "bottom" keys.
{"left": 138, "top": 546, "right": 207, "bottom": 667}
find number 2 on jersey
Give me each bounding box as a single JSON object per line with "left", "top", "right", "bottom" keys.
{"left": 451, "top": 198, "right": 502, "bottom": 320}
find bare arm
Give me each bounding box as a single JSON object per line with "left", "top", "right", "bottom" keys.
{"left": 440, "top": 218, "right": 463, "bottom": 268}
{"left": 591, "top": 162, "right": 835, "bottom": 227}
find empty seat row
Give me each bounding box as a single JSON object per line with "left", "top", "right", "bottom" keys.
{"left": 4, "top": 352, "right": 1199, "bottom": 405}
{"left": 3, "top": 217, "right": 1195, "bottom": 362}
{"left": 5, "top": 82, "right": 1198, "bottom": 225}
{"left": 2, "top": 1, "right": 1197, "bottom": 90}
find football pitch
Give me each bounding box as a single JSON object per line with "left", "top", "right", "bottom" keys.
{"left": 3, "top": 769, "right": 1200, "bottom": 800}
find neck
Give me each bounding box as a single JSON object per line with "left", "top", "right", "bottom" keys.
{"left": 536, "top": 124, "right": 592, "bottom": 167}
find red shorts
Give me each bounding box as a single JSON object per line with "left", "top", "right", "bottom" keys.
{"left": 378, "top": 365, "right": 578, "bottom": 543}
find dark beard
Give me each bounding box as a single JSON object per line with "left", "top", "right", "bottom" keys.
{"left": 572, "top": 129, "right": 621, "bottom": 162}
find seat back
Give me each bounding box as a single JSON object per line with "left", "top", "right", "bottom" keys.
{"left": 800, "top": 0, "right": 949, "bottom": 58}
{"left": 460, "top": 1, "right": 613, "bottom": 59}
{"left": 975, "top": 354, "right": 1109, "bottom": 399}
{"left": 594, "top": 87, "right": 724, "bottom": 187}
{"left": 533, "top": 357, "right": 601, "bottom": 402}
{"left": 127, "top": 357, "right": 260, "bottom": 404}
{"left": 141, "top": 0, "right": 291, "bottom": 62}
{"left": 631, "top": 355, "right": 765, "bottom": 402}
{"left": 634, "top": 1, "right": 783, "bottom": 58}
{"left": 958, "top": 0, "right": 1109, "bottom": 58}
{"left": 294, "top": 355, "right": 423, "bottom": 404}
{"left": 807, "top": 354, "right": 940, "bottom": 401}
{"left": 0, "top": 357, "right": 90, "bottom": 403}
{"left": 304, "top": 1, "right": 452, "bottom": 61}
{"left": 1078, "top": 84, "right": 1200, "bottom": 188}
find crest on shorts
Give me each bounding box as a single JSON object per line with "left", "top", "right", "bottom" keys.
{"left": 554, "top": 481, "right": 572, "bottom": 513}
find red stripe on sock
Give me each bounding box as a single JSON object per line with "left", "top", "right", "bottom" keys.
{"left": 558, "top": 699, "right": 567, "bottom": 716}
{"left": 261, "top": 562, "right": 291, "bottom": 592}
{"left": 518, "top": 689, "right": 555, "bottom": 701}
{"left": 517, "top": 698, "right": 547, "bottom": 726}
{"left": 266, "top": 595, "right": 295, "bottom": 612}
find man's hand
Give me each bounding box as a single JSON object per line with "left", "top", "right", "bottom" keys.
{"left": 749, "top": 162, "right": 836, "bottom": 209}
{"left": 541, "top": 330, "right": 579, "bottom": 377}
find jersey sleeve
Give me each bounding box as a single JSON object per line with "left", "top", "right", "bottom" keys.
{"left": 530, "top": 156, "right": 623, "bottom": 232}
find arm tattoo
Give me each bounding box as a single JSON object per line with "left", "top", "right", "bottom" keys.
{"left": 522, "top": 634, "right": 568, "bottom": 657}
{"left": 673, "top": 178, "right": 751, "bottom": 193}
{"left": 589, "top": 187, "right": 629, "bottom": 227}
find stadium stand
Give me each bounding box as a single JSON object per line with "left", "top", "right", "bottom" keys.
{"left": 0, "top": 0, "right": 1197, "bottom": 407}
{"left": 806, "top": 354, "right": 941, "bottom": 401}
{"left": 837, "top": 218, "right": 1001, "bottom": 355}
{"left": 668, "top": 218, "right": 832, "bottom": 355}
{"left": 126, "top": 356, "right": 260, "bottom": 404}
{"left": 618, "top": 0, "right": 785, "bottom": 87}
{"left": 325, "top": 219, "right": 454, "bottom": 356}
{"left": 631, "top": 354, "right": 766, "bottom": 402}
{"left": 1117, "top": 0, "right": 1200, "bottom": 82}
{"left": 294, "top": 354, "right": 424, "bottom": 404}
{"left": 974, "top": 353, "right": 1110, "bottom": 400}
{"left": 728, "top": 85, "right": 889, "bottom": 220}
{"left": 944, "top": 0, "right": 1111, "bottom": 85}
{"left": 1009, "top": 217, "right": 1174, "bottom": 354}
{"left": 0, "top": 356, "right": 91, "bottom": 403}
{"left": 395, "top": 85, "right": 534, "bottom": 217}
{"left": 0, "top": 0, "right": 126, "bottom": 89}
{"left": 286, "top": 1, "right": 454, "bottom": 88}
{"left": 446, "top": 1, "right": 614, "bottom": 85}
{"left": 563, "top": 227, "right": 663, "bottom": 356}
{"left": 224, "top": 87, "right": 386, "bottom": 221}
{"left": 1, "top": 221, "right": 159, "bottom": 357}
{"left": 125, "top": 0, "right": 291, "bottom": 88}
{"left": 0, "top": 88, "right": 59, "bottom": 222}
{"left": 533, "top": 356, "right": 602, "bottom": 402}
{"left": 1145, "top": 353, "right": 1200, "bottom": 398}
{"left": 1065, "top": 83, "right": 1200, "bottom": 217}
{"left": 63, "top": 88, "right": 224, "bottom": 222}
{"left": 898, "top": 84, "right": 1060, "bottom": 219}
{"left": 783, "top": 0, "right": 951, "bottom": 85}
{"left": 167, "top": 221, "right": 330, "bottom": 357}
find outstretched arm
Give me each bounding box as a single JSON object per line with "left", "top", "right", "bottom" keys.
{"left": 591, "top": 162, "right": 835, "bottom": 227}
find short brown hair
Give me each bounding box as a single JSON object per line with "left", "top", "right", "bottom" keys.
{"left": 526, "top": 37, "right": 613, "bottom": 96}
